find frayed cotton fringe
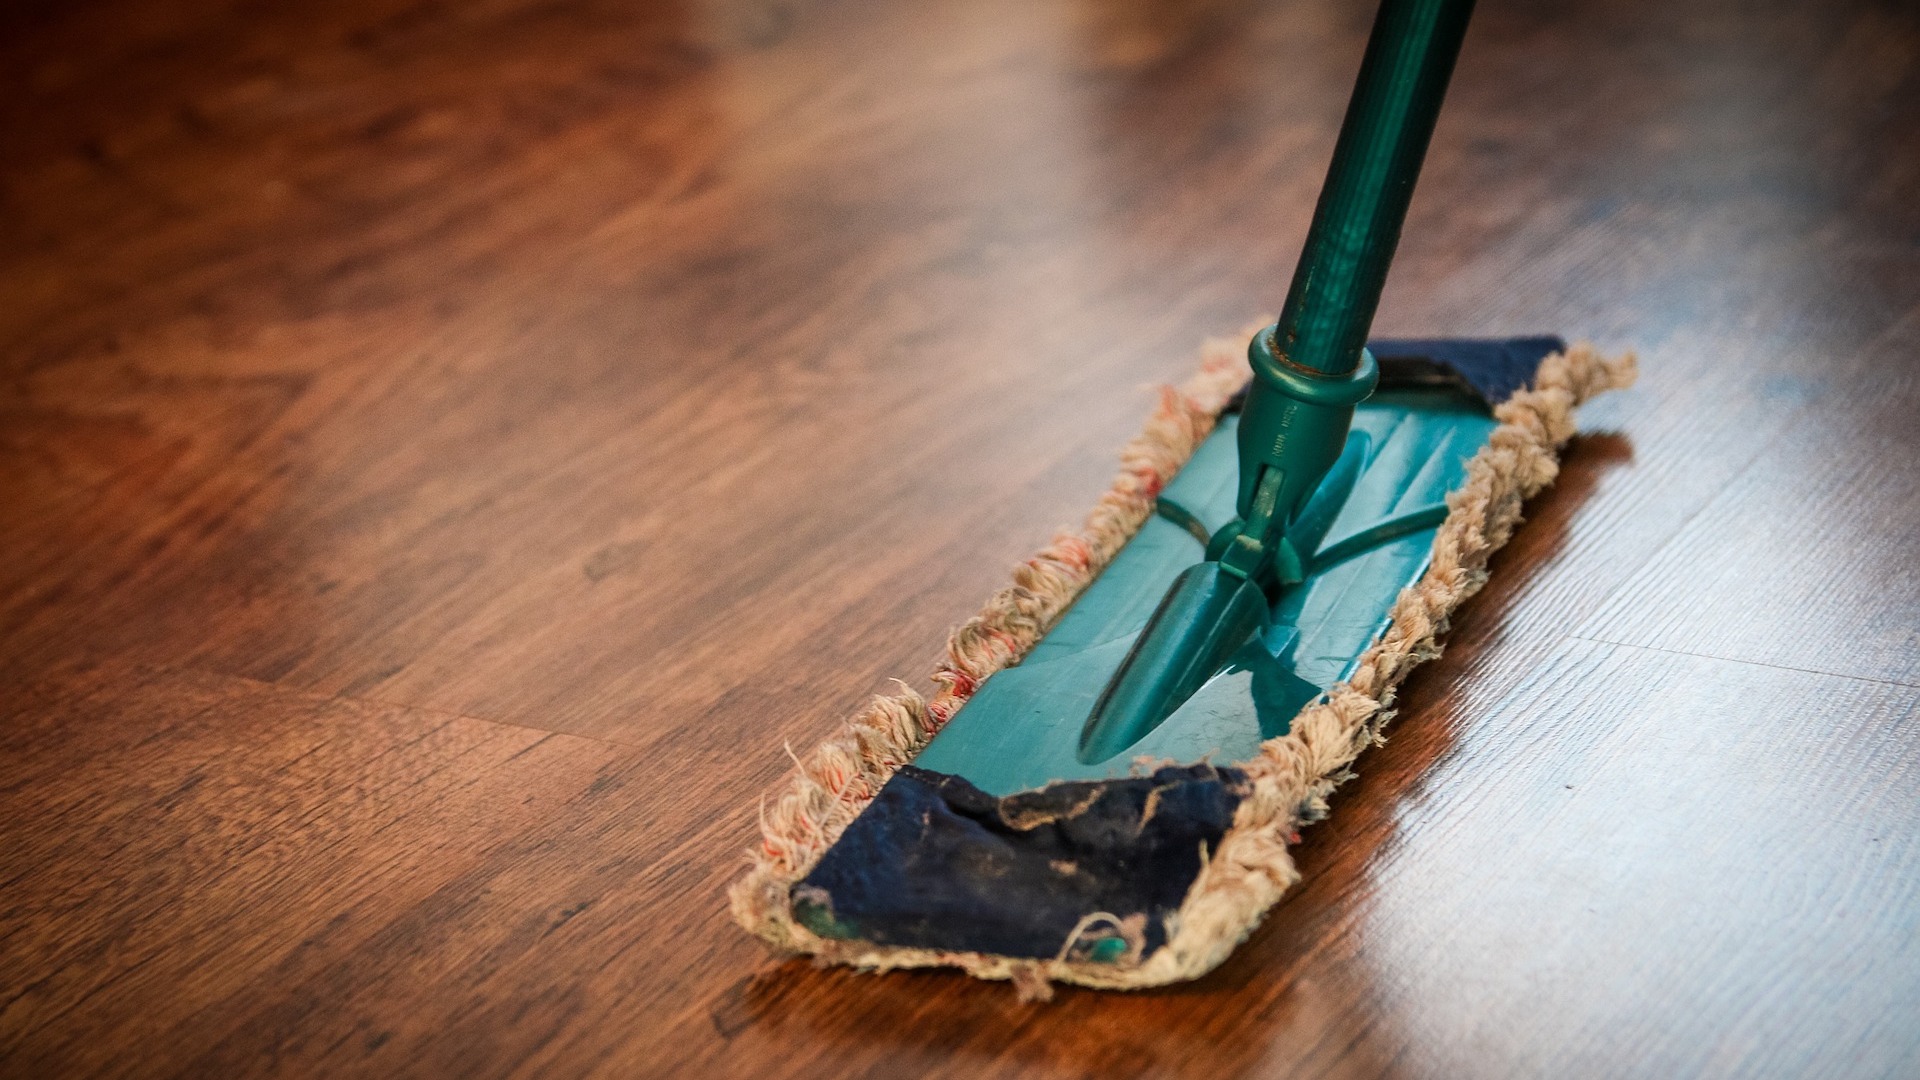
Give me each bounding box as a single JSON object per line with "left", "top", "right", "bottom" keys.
{"left": 729, "top": 328, "right": 1636, "bottom": 1000}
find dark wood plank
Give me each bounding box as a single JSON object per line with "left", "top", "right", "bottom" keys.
{"left": 2, "top": 0, "right": 1918, "bottom": 1075}
{"left": 0, "top": 662, "right": 766, "bottom": 1078}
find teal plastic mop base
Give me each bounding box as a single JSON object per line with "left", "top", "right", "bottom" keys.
{"left": 913, "top": 387, "right": 1497, "bottom": 797}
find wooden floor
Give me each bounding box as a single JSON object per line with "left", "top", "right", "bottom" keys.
{"left": 3, "top": 0, "right": 1917, "bottom": 1076}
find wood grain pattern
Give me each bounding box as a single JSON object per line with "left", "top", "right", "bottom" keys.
{"left": 2, "top": 0, "right": 1917, "bottom": 1076}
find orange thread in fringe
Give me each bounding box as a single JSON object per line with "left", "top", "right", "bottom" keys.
{"left": 1054, "top": 536, "right": 1093, "bottom": 571}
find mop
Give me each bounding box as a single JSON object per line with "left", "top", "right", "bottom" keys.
{"left": 729, "top": 0, "right": 1635, "bottom": 999}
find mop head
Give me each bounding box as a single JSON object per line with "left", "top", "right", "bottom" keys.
{"left": 729, "top": 327, "right": 1636, "bottom": 999}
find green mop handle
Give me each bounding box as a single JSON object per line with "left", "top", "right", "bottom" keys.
{"left": 1274, "top": 0, "right": 1477, "bottom": 378}
{"left": 1080, "top": 0, "right": 1479, "bottom": 762}
{"left": 1226, "top": 0, "right": 1476, "bottom": 581}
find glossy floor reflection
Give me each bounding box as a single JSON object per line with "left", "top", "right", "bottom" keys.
{"left": 1, "top": 0, "right": 1916, "bottom": 1076}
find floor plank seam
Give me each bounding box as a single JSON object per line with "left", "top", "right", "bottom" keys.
{"left": 1566, "top": 636, "right": 1920, "bottom": 690}
{"left": 163, "top": 660, "right": 656, "bottom": 754}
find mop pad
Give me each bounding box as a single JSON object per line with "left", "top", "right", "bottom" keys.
{"left": 729, "top": 330, "right": 1635, "bottom": 998}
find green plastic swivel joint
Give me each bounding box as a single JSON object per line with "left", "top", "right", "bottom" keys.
{"left": 1210, "top": 331, "right": 1380, "bottom": 593}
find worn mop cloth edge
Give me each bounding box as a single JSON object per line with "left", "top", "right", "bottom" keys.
{"left": 728, "top": 326, "right": 1637, "bottom": 1000}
